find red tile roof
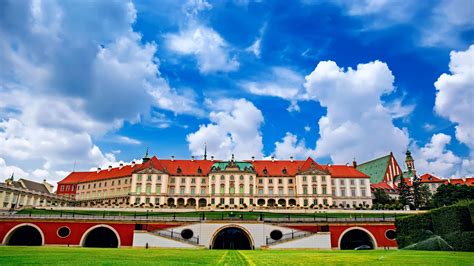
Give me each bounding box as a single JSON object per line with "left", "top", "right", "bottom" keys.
{"left": 250, "top": 160, "right": 304, "bottom": 176}
{"left": 419, "top": 173, "right": 444, "bottom": 183}
{"left": 58, "top": 172, "right": 93, "bottom": 185}
{"left": 158, "top": 159, "right": 217, "bottom": 176}
{"left": 446, "top": 177, "right": 474, "bottom": 186}
{"left": 371, "top": 182, "right": 396, "bottom": 191}
{"left": 326, "top": 165, "right": 370, "bottom": 178}
{"left": 58, "top": 164, "right": 142, "bottom": 185}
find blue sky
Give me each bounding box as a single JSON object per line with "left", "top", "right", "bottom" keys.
{"left": 0, "top": 0, "right": 473, "bottom": 182}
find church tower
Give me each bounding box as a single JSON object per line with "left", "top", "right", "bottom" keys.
{"left": 404, "top": 149, "right": 416, "bottom": 176}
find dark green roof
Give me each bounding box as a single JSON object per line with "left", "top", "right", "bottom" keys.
{"left": 356, "top": 155, "right": 391, "bottom": 184}
{"left": 211, "top": 161, "right": 254, "bottom": 171}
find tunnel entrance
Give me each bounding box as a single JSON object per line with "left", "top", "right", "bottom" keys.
{"left": 83, "top": 226, "right": 119, "bottom": 248}
{"left": 6, "top": 225, "right": 43, "bottom": 246}
{"left": 340, "top": 229, "right": 374, "bottom": 250}
{"left": 212, "top": 227, "right": 252, "bottom": 250}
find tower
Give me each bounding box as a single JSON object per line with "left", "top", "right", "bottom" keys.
{"left": 405, "top": 149, "right": 416, "bottom": 176}
{"left": 142, "top": 146, "right": 150, "bottom": 163}
{"left": 204, "top": 142, "right": 207, "bottom": 160}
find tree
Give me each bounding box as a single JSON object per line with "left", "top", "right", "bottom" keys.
{"left": 398, "top": 176, "right": 413, "bottom": 209}
{"left": 373, "top": 189, "right": 391, "bottom": 205}
{"left": 432, "top": 184, "right": 474, "bottom": 207}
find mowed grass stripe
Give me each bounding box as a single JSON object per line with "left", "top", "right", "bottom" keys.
{"left": 0, "top": 247, "right": 473, "bottom": 265}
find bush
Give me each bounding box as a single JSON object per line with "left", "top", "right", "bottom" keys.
{"left": 443, "top": 231, "right": 474, "bottom": 251}
{"left": 395, "top": 212, "right": 433, "bottom": 249}
{"left": 431, "top": 205, "right": 472, "bottom": 236}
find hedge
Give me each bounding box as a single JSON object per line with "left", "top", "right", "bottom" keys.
{"left": 431, "top": 205, "right": 472, "bottom": 236}
{"left": 395, "top": 212, "right": 433, "bottom": 249}
{"left": 443, "top": 231, "right": 474, "bottom": 252}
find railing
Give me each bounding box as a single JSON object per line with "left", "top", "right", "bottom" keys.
{"left": 266, "top": 230, "right": 314, "bottom": 245}
{"left": 150, "top": 229, "right": 200, "bottom": 245}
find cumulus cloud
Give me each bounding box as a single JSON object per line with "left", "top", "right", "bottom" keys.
{"left": 274, "top": 133, "right": 314, "bottom": 160}
{"left": 0, "top": 1, "right": 200, "bottom": 182}
{"left": 414, "top": 133, "right": 462, "bottom": 177}
{"left": 187, "top": 98, "right": 264, "bottom": 160}
{"left": 165, "top": 25, "right": 239, "bottom": 73}
{"left": 304, "top": 60, "right": 409, "bottom": 163}
{"left": 0, "top": 157, "right": 29, "bottom": 180}
{"left": 434, "top": 45, "right": 474, "bottom": 151}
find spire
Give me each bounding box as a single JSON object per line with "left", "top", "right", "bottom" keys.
{"left": 142, "top": 146, "right": 150, "bottom": 163}
{"left": 231, "top": 153, "right": 235, "bottom": 162}
{"left": 204, "top": 142, "right": 207, "bottom": 160}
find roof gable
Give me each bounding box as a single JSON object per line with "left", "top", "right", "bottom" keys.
{"left": 356, "top": 154, "right": 391, "bottom": 183}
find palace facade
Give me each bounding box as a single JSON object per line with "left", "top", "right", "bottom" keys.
{"left": 57, "top": 153, "right": 372, "bottom": 209}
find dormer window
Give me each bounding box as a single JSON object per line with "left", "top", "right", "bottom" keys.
{"left": 263, "top": 168, "right": 268, "bottom": 175}
{"left": 282, "top": 168, "right": 287, "bottom": 175}
{"left": 177, "top": 167, "right": 182, "bottom": 174}
{"left": 197, "top": 167, "right": 202, "bottom": 174}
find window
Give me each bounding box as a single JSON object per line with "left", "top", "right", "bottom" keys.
{"left": 177, "top": 167, "right": 182, "bottom": 174}
{"left": 211, "top": 186, "right": 215, "bottom": 195}
{"left": 136, "top": 185, "right": 142, "bottom": 194}
{"left": 239, "top": 185, "right": 244, "bottom": 194}
{"left": 124, "top": 179, "right": 127, "bottom": 185}
{"left": 269, "top": 188, "right": 273, "bottom": 195}
{"left": 60, "top": 185, "right": 64, "bottom": 191}
{"left": 157, "top": 176, "right": 161, "bottom": 181}
{"left": 111, "top": 181, "right": 114, "bottom": 186}
{"left": 66, "top": 186, "right": 70, "bottom": 192}
{"left": 323, "top": 199, "right": 328, "bottom": 205}
{"left": 250, "top": 199, "right": 254, "bottom": 205}
{"left": 340, "top": 180, "right": 345, "bottom": 185}
{"left": 312, "top": 187, "right": 317, "bottom": 194}
{"left": 360, "top": 179, "right": 365, "bottom": 185}
{"left": 303, "top": 176, "right": 307, "bottom": 182}
{"left": 240, "top": 175, "right": 244, "bottom": 180}
{"left": 220, "top": 175, "right": 225, "bottom": 180}
{"left": 170, "top": 178, "right": 175, "bottom": 184}
{"left": 212, "top": 175, "right": 215, "bottom": 181}
{"left": 313, "top": 199, "right": 318, "bottom": 205}
{"left": 146, "top": 185, "right": 151, "bottom": 195}
{"left": 181, "top": 178, "right": 185, "bottom": 183}
{"left": 322, "top": 176, "right": 326, "bottom": 182}
{"left": 303, "top": 199, "right": 308, "bottom": 206}
{"left": 278, "top": 179, "right": 283, "bottom": 184}
{"left": 155, "top": 198, "right": 160, "bottom": 205}
{"left": 322, "top": 187, "right": 327, "bottom": 195}
{"left": 197, "top": 168, "right": 202, "bottom": 174}
{"left": 147, "top": 175, "right": 152, "bottom": 181}
{"left": 239, "top": 198, "right": 244, "bottom": 204}
{"left": 201, "top": 187, "right": 206, "bottom": 194}
{"left": 289, "top": 188, "right": 294, "bottom": 195}
{"left": 170, "top": 187, "right": 175, "bottom": 194}
{"left": 134, "top": 197, "right": 140, "bottom": 204}
{"left": 361, "top": 189, "right": 366, "bottom": 197}
{"left": 341, "top": 188, "right": 346, "bottom": 197}
{"left": 146, "top": 197, "right": 150, "bottom": 204}
{"left": 220, "top": 198, "right": 225, "bottom": 204}
{"left": 99, "top": 183, "right": 102, "bottom": 188}
{"left": 137, "top": 175, "right": 142, "bottom": 181}
{"left": 312, "top": 176, "right": 316, "bottom": 182}
{"left": 258, "top": 189, "right": 264, "bottom": 195}
{"left": 263, "top": 169, "right": 268, "bottom": 175}
{"left": 230, "top": 198, "right": 234, "bottom": 204}
{"left": 282, "top": 168, "right": 287, "bottom": 175}
{"left": 250, "top": 176, "right": 253, "bottom": 181}
{"left": 191, "top": 187, "right": 195, "bottom": 195}
{"left": 331, "top": 180, "right": 335, "bottom": 185}
{"left": 258, "top": 179, "right": 263, "bottom": 184}
{"left": 278, "top": 188, "right": 283, "bottom": 195}
{"left": 93, "top": 184, "right": 96, "bottom": 189}
{"left": 289, "top": 179, "right": 293, "bottom": 184}
{"left": 220, "top": 185, "right": 225, "bottom": 194}
{"left": 211, "top": 198, "right": 215, "bottom": 205}
{"left": 351, "top": 189, "right": 356, "bottom": 197}
{"left": 269, "top": 179, "right": 273, "bottom": 184}
{"left": 201, "top": 178, "right": 205, "bottom": 183}
{"left": 350, "top": 180, "right": 355, "bottom": 186}
{"left": 180, "top": 187, "right": 185, "bottom": 194}
{"left": 191, "top": 178, "right": 196, "bottom": 184}
{"left": 249, "top": 187, "right": 253, "bottom": 195}
{"left": 303, "top": 187, "right": 308, "bottom": 195}
{"left": 230, "top": 175, "right": 234, "bottom": 181}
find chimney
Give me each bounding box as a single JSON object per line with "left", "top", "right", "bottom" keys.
{"left": 108, "top": 165, "right": 112, "bottom": 171}
{"left": 171, "top": 155, "right": 175, "bottom": 162}
{"left": 251, "top": 156, "right": 255, "bottom": 162}
{"left": 97, "top": 167, "right": 101, "bottom": 173}
{"left": 131, "top": 161, "right": 135, "bottom": 167}
{"left": 191, "top": 155, "right": 195, "bottom": 161}
{"left": 211, "top": 155, "right": 214, "bottom": 162}
{"left": 352, "top": 159, "right": 357, "bottom": 168}
{"left": 290, "top": 156, "right": 294, "bottom": 162}
{"left": 271, "top": 156, "right": 275, "bottom": 162}
{"left": 119, "top": 163, "right": 124, "bottom": 169}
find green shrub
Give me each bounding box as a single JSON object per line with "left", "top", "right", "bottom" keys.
{"left": 431, "top": 205, "right": 472, "bottom": 236}
{"left": 395, "top": 212, "right": 433, "bottom": 248}
{"left": 443, "top": 231, "right": 474, "bottom": 252}
{"left": 402, "top": 235, "right": 454, "bottom": 251}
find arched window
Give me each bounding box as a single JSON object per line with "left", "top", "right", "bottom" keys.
{"left": 229, "top": 186, "right": 235, "bottom": 194}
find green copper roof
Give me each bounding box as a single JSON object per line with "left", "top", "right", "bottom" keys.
{"left": 211, "top": 161, "right": 254, "bottom": 171}
{"left": 356, "top": 155, "right": 391, "bottom": 184}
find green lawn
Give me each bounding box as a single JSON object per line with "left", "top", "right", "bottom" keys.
{"left": 17, "top": 208, "right": 404, "bottom": 220}
{"left": 0, "top": 247, "right": 472, "bottom": 265}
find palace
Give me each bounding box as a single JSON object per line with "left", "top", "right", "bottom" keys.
{"left": 57, "top": 152, "right": 373, "bottom": 209}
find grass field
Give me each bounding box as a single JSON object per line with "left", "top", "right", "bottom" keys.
{"left": 17, "top": 208, "right": 404, "bottom": 220}
{"left": 0, "top": 247, "right": 472, "bottom": 265}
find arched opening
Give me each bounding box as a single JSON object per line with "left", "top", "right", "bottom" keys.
{"left": 288, "top": 199, "right": 296, "bottom": 206}
{"left": 6, "top": 225, "right": 43, "bottom": 246}
{"left": 83, "top": 226, "right": 119, "bottom": 248}
{"left": 198, "top": 198, "right": 207, "bottom": 207}
{"left": 267, "top": 199, "right": 276, "bottom": 207}
{"left": 187, "top": 198, "right": 196, "bottom": 207}
{"left": 212, "top": 227, "right": 253, "bottom": 250}
{"left": 340, "top": 229, "right": 375, "bottom": 250}
{"left": 257, "top": 199, "right": 265, "bottom": 206}
{"left": 167, "top": 198, "right": 175, "bottom": 207}
{"left": 177, "top": 198, "right": 185, "bottom": 207}
{"left": 278, "top": 199, "right": 286, "bottom": 206}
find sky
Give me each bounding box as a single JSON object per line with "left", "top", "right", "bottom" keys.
{"left": 0, "top": 0, "right": 473, "bottom": 184}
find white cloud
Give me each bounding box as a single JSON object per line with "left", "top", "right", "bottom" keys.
{"left": 165, "top": 25, "right": 239, "bottom": 73}
{"left": 414, "top": 133, "right": 463, "bottom": 177}
{"left": 304, "top": 126, "right": 311, "bottom": 132}
{"left": 434, "top": 45, "right": 474, "bottom": 151}
{"left": 0, "top": 157, "right": 29, "bottom": 180}
{"left": 187, "top": 98, "right": 264, "bottom": 160}
{"left": 114, "top": 136, "right": 142, "bottom": 145}
{"left": 304, "top": 60, "right": 409, "bottom": 163}
{"left": 246, "top": 37, "right": 262, "bottom": 58}
{"left": 274, "top": 132, "right": 314, "bottom": 160}
{"left": 385, "top": 98, "right": 416, "bottom": 119}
